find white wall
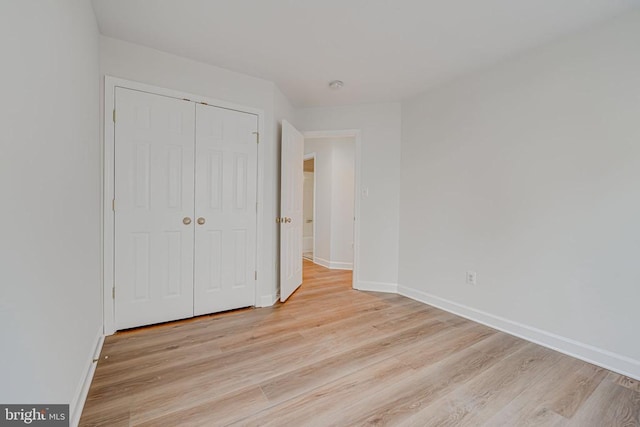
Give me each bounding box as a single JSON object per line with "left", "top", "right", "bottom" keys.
{"left": 304, "top": 138, "right": 355, "bottom": 269}
{"left": 0, "top": 0, "right": 102, "bottom": 417}
{"left": 399, "top": 11, "right": 640, "bottom": 379}
{"left": 100, "top": 36, "right": 288, "bottom": 306}
{"left": 303, "top": 171, "right": 315, "bottom": 252}
{"left": 297, "top": 104, "right": 402, "bottom": 290}
{"left": 331, "top": 142, "right": 356, "bottom": 267}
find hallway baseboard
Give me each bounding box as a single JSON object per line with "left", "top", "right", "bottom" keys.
{"left": 313, "top": 256, "right": 353, "bottom": 270}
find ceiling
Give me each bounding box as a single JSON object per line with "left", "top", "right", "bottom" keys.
{"left": 91, "top": 0, "right": 639, "bottom": 107}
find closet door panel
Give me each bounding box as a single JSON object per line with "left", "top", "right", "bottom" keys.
{"left": 114, "top": 88, "right": 195, "bottom": 330}
{"left": 194, "top": 104, "right": 258, "bottom": 315}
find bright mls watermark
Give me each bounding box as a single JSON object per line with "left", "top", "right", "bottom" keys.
{"left": 0, "top": 405, "right": 68, "bottom": 426}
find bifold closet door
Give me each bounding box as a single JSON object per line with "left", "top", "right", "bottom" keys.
{"left": 114, "top": 88, "right": 196, "bottom": 330}
{"left": 193, "top": 104, "right": 258, "bottom": 315}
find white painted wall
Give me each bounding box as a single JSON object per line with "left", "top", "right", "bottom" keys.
{"left": 303, "top": 171, "right": 314, "bottom": 253}
{"left": 297, "top": 104, "right": 402, "bottom": 288}
{"left": 330, "top": 140, "right": 355, "bottom": 268}
{"left": 399, "top": 11, "right": 640, "bottom": 378}
{"left": 100, "top": 36, "right": 289, "bottom": 307}
{"left": 0, "top": 0, "right": 102, "bottom": 416}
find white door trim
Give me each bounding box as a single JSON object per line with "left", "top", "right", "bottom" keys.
{"left": 103, "top": 76, "right": 265, "bottom": 335}
{"left": 302, "top": 130, "right": 361, "bottom": 289}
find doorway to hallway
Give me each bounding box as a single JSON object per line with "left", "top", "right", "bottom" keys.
{"left": 303, "top": 156, "right": 315, "bottom": 261}
{"left": 303, "top": 135, "right": 356, "bottom": 272}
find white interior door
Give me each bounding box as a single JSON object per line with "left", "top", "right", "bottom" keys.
{"left": 193, "top": 104, "right": 258, "bottom": 315}
{"left": 114, "top": 88, "right": 195, "bottom": 330}
{"left": 280, "top": 120, "right": 304, "bottom": 302}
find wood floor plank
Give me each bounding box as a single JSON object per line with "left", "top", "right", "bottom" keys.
{"left": 609, "top": 372, "right": 640, "bottom": 393}
{"left": 567, "top": 379, "right": 640, "bottom": 426}
{"left": 478, "top": 355, "right": 588, "bottom": 427}
{"left": 230, "top": 357, "right": 416, "bottom": 427}
{"left": 322, "top": 344, "right": 503, "bottom": 426}
{"left": 259, "top": 319, "right": 448, "bottom": 404}
{"left": 548, "top": 363, "right": 609, "bottom": 418}
{"left": 401, "top": 344, "right": 565, "bottom": 427}
{"left": 132, "top": 385, "right": 268, "bottom": 426}
{"left": 80, "top": 260, "right": 637, "bottom": 426}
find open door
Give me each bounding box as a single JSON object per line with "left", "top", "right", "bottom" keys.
{"left": 280, "top": 120, "right": 304, "bottom": 302}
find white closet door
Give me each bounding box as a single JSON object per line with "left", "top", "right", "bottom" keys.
{"left": 114, "top": 88, "right": 196, "bottom": 330}
{"left": 193, "top": 104, "right": 258, "bottom": 315}
{"left": 280, "top": 120, "right": 304, "bottom": 302}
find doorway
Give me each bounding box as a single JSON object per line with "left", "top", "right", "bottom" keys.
{"left": 279, "top": 124, "right": 362, "bottom": 302}
{"left": 303, "top": 135, "right": 356, "bottom": 274}
{"left": 303, "top": 155, "right": 315, "bottom": 261}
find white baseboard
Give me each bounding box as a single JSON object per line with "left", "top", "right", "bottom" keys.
{"left": 313, "top": 256, "right": 353, "bottom": 270}
{"left": 258, "top": 294, "right": 279, "bottom": 307}
{"left": 313, "top": 256, "right": 330, "bottom": 269}
{"left": 398, "top": 285, "right": 640, "bottom": 381}
{"left": 328, "top": 261, "right": 353, "bottom": 270}
{"left": 356, "top": 280, "right": 398, "bottom": 294}
{"left": 70, "top": 328, "right": 104, "bottom": 427}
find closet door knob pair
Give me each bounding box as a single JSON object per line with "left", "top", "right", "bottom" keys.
{"left": 183, "top": 217, "right": 206, "bottom": 225}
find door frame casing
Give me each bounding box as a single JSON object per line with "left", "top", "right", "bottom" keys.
{"left": 302, "top": 130, "right": 361, "bottom": 289}
{"left": 102, "top": 76, "right": 265, "bottom": 335}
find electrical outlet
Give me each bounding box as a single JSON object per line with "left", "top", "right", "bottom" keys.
{"left": 466, "top": 271, "right": 477, "bottom": 285}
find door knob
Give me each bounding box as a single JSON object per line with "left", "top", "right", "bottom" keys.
{"left": 285, "top": 217, "right": 292, "bottom": 223}
{"left": 197, "top": 217, "right": 206, "bottom": 225}
{"left": 183, "top": 217, "right": 192, "bottom": 225}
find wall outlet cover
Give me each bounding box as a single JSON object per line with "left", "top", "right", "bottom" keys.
{"left": 466, "top": 271, "right": 477, "bottom": 285}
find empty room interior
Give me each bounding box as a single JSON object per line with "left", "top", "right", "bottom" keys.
{"left": 1, "top": 1, "right": 640, "bottom": 426}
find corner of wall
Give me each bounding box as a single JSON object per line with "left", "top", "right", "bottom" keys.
{"left": 70, "top": 329, "right": 105, "bottom": 426}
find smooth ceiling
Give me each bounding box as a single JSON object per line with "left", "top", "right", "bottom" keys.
{"left": 91, "top": 0, "right": 639, "bottom": 107}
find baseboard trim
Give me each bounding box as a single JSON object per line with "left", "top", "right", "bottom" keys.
{"left": 356, "top": 281, "right": 398, "bottom": 294}
{"left": 398, "top": 285, "right": 640, "bottom": 381}
{"left": 313, "top": 256, "right": 353, "bottom": 270}
{"left": 328, "top": 261, "right": 353, "bottom": 270}
{"left": 70, "top": 329, "right": 104, "bottom": 426}
{"left": 313, "top": 257, "right": 330, "bottom": 269}
{"left": 258, "top": 294, "right": 279, "bottom": 307}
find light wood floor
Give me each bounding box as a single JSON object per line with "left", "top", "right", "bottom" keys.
{"left": 80, "top": 261, "right": 640, "bottom": 426}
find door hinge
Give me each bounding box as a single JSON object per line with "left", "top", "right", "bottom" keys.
{"left": 112, "top": 199, "right": 115, "bottom": 211}
{"left": 256, "top": 202, "right": 258, "bottom": 213}
{"left": 253, "top": 132, "right": 260, "bottom": 144}
{"left": 112, "top": 286, "right": 115, "bottom": 299}
{"left": 112, "top": 109, "right": 116, "bottom": 123}
{"left": 254, "top": 271, "right": 257, "bottom": 280}
{"left": 200, "top": 102, "right": 209, "bottom": 106}
{"left": 182, "top": 98, "right": 191, "bottom": 102}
